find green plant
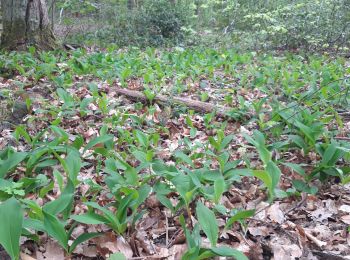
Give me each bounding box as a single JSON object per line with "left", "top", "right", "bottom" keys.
{"left": 179, "top": 204, "right": 248, "bottom": 260}
{"left": 136, "top": 0, "right": 191, "bottom": 45}
{"left": 244, "top": 130, "right": 281, "bottom": 200}
{"left": 72, "top": 185, "right": 150, "bottom": 235}
{"left": 0, "top": 198, "right": 23, "bottom": 260}
{"left": 311, "top": 142, "right": 350, "bottom": 183}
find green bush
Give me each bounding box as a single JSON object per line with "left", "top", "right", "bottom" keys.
{"left": 221, "top": 0, "right": 350, "bottom": 49}
{"left": 56, "top": 0, "right": 350, "bottom": 50}
{"left": 135, "top": 0, "right": 191, "bottom": 45}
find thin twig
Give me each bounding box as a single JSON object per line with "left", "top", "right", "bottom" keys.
{"left": 283, "top": 194, "right": 307, "bottom": 216}
{"left": 165, "top": 214, "right": 169, "bottom": 248}
{"left": 334, "top": 136, "right": 350, "bottom": 141}
{"left": 129, "top": 255, "right": 170, "bottom": 260}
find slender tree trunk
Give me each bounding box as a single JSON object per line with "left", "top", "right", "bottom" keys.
{"left": 1, "top": 0, "right": 58, "bottom": 50}
{"left": 127, "top": 0, "right": 135, "bottom": 10}
{"left": 0, "top": 2, "right": 2, "bottom": 39}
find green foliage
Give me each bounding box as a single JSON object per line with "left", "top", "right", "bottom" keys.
{"left": 196, "top": 202, "right": 218, "bottom": 246}
{"left": 0, "top": 198, "right": 23, "bottom": 260}
{"left": 53, "top": 0, "right": 350, "bottom": 49}
{"left": 0, "top": 47, "right": 349, "bottom": 258}
{"left": 135, "top": 0, "right": 191, "bottom": 45}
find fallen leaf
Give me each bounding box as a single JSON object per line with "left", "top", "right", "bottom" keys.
{"left": 39, "top": 240, "right": 65, "bottom": 260}
{"left": 272, "top": 244, "right": 302, "bottom": 260}
{"left": 20, "top": 253, "right": 36, "bottom": 260}
{"left": 267, "top": 203, "right": 285, "bottom": 224}
{"left": 339, "top": 205, "right": 350, "bottom": 213}
{"left": 248, "top": 226, "right": 270, "bottom": 237}
{"left": 341, "top": 215, "right": 350, "bottom": 224}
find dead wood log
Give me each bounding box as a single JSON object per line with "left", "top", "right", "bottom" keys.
{"left": 114, "top": 87, "right": 233, "bottom": 118}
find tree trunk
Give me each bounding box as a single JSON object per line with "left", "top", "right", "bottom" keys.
{"left": 1, "top": 0, "right": 58, "bottom": 50}
{"left": 127, "top": 0, "right": 135, "bottom": 10}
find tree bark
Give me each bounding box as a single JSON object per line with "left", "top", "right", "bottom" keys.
{"left": 1, "top": 0, "right": 58, "bottom": 50}
{"left": 127, "top": 0, "right": 135, "bottom": 10}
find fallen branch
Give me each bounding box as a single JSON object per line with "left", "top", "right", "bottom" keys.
{"left": 114, "top": 87, "right": 233, "bottom": 118}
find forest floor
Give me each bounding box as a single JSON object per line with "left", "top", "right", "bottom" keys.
{"left": 0, "top": 48, "right": 350, "bottom": 260}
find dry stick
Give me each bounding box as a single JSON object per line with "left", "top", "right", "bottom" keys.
{"left": 334, "top": 136, "right": 350, "bottom": 141}
{"left": 114, "top": 87, "right": 233, "bottom": 118}
{"left": 165, "top": 214, "right": 169, "bottom": 248}
{"left": 130, "top": 256, "right": 170, "bottom": 260}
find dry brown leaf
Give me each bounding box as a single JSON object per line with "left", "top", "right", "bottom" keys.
{"left": 341, "top": 215, "right": 350, "bottom": 224}
{"left": 167, "top": 244, "right": 187, "bottom": 260}
{"left": 267, "top": 203, "right": 285, "bottom": 224}
{"left": 296, "top": 225, "right": 327, "bottom": 248}
{"left": 38, "top": 240, "right": 65, "bottom": 260}
{"left": 271, "top": 244, "right": 302, "bottom": 260}
{"left": 339, "top": 205, "right": 350, "bottom": 213}
{"left": 310, "top": 208, "right": 333, "bottom": 223}
{"left": 95, "top": 233, "right": 133, "bottom": 258}
{"left": 20, "top": 252, "right": 36, "bottom": 260}
{"left": 248, "top": 226, "right": 270, "bottom": 237}
{"left": 73, "top": 244, "right": 98, "bottom": 257}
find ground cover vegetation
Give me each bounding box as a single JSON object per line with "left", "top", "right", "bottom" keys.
{"left": 0, "top": 47, "right": 350, "bottom": 259}
{"left": 1, "top": 0, "right": 350, "bottom": 259}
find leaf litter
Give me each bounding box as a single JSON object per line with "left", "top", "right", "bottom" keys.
{"left": 0, "top": 49, "right": 350, "bottom": 259}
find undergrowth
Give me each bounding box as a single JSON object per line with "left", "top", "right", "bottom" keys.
{"left": 0, "top": 47, "right": 349, "bottom": 259}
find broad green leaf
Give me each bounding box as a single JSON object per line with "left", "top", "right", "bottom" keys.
{"left": 108, "top": 252, "right": 127, "bottom": 260}
{"left": 219, "top": 134, "right": 235, "bottom": 150}
{"left": 266, "top": 161, "right": 281, "bottom": 192}
{"left": 196, "top": 202, "right": 218, "bottom": 246}
{"left": 14, "top": 125, "right": 32, "bottom": 144}
{"left": 136, "top": 184, "right": 151, "bottom": 207}
{"left": 252, "top": 170, "right": 273, "bottom": 196}
{"left": 124, "top": 166, "right": 138, "bottom": 185}
{"left": 322, "top": 143, "right": 337, "bottom": 165}
{"left": 43, "top": 179, "right": 74, "bottom": 216}
{"left": 292, "top": 180, "right": 318, "bottom": 194}
{"left": 172, "top": 174, "right": 193, "bottom": 199}
{"left": 211, "top": 246, "right": 248, "bottom": 260}
{"left": 180, "top": 216, "right": 201, "bottom": 250}
{"left": 175, "top": 151, "right": 194, "bottom": 167}
{"left": 213, "top": 178, "right": 225, "bottom": 204}
{"left": 71, "top": 212, "right": 108, "bottom": 224}
{"left": 84, "top": 202, "right": 119, "bottom": 230}
{"left": 43, "top": 211, "right": 68, "bottom": 251}
{"left": 0, "top": 198, "right": 23, "bottom": 260}
{"left": 72, "top": 135, "right": 84, "bottom": 150}
{"left": 53, "top": 169, "right": 64, "bottom": 192}
{"left": 39, "top": 181, "right": 54, "bottom": 198}
{"left": 243, "top": 131, "right": 271, "bottom": 165}
{"left": 282, "top": 162, "right": 305, "bottom": 176}
{"left": 288, "top": 135, "right": 308, "bottom": 152}
{"left": 23, "top": 218, "right": 45, "bottom": 232}
{"left": 50, "top": 126, "right": 69, "bottom": 140}
{"left": 84, "top": 135, "right": 114, "bottom": 152}
{"left": 0, "top": 152, "right": 27, "bottom": 178}
{"left": 225, "top": 210, "right": 255, "bottom": 229}
{"left": 65, "top": 150, "right": 81, "bottom": 182}
{"left": 69, "top": 232, "right": 101, "bottom": 253}
{"left": 294, "top": 121, "right": 315, "bottom": 144}
{"left": 134, "top": 130, "right": 148, "bottom": 147}
{"left": 116, "top": 191, "right": 138, "bottom": 221}
{"left": 156, "top": 193, "right": 175, "bottom": 213}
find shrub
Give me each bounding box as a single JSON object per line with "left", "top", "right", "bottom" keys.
{"left": 135, "top": 0, "right": 191, "bottom": 45}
